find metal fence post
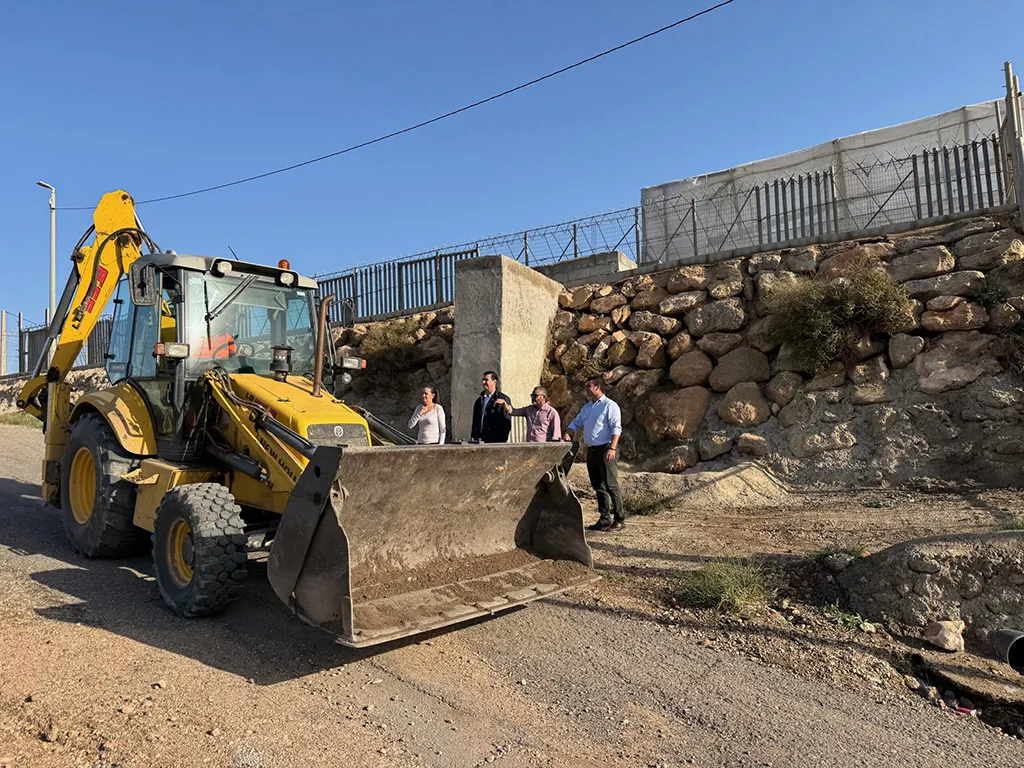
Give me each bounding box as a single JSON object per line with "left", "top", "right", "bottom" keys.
{"left": 17, "top": 312, "right": 22, "bottom": 373}
{"left": 1004, "top": 61, "right": 1024, "bottom": 219}
{"left": 573, "top": 223, "right": 579, "bottom": 260}
{"left": 633, "top": 207, "right": 641, "bottom": 263}
{"left": 0, "top": 310, "right": 6, "bottom": 376}
{"left": 524, "top": 232, "right": 529, "bottom": 266}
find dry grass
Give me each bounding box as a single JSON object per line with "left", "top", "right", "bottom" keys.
{"left": 0, "top": 411, "right": 40, "bottom": 429}
{"left": 763, "top": 254, "right": 912, "bottom": 373}
{"left": 622, "top": 486, "right": 676, "bottom": 517}
{"left": 573, "top": 356, "right": 611, "bottom": 383}
{"left": 678, "top": 559, "right": 776, "bottom": 614}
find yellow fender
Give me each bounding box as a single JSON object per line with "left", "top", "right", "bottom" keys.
{"left": 72, "top": 382, "right": 158, "bottom": 457}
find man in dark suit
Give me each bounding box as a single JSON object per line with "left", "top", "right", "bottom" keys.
{"left": 471, "top": 370, "right": 512, "bottom": 443}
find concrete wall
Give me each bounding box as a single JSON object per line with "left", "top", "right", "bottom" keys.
{"left": 533, "top": 250, "right": 636, "bottom": 288}
{"left": 450, "top": 256, "right": 562, "bottom": 440}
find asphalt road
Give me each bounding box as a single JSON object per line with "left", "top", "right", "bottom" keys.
{"left": 1, "top": 424, "right": 1022, "bottom": 767}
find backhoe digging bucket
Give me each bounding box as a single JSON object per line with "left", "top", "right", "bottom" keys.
{"left": 267, "top": 442, "right": 597, "bottom": 647}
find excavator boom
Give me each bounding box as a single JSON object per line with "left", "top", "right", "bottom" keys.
{"left": 18, "top": 190, "right": 149, "bottom": 418}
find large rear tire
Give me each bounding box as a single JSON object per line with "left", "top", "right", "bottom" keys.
{"left": 61, "top": 413, "right": 148, "bottom": 557}
{"left": 153, "top": 483, "right": 248, "bottom": 618}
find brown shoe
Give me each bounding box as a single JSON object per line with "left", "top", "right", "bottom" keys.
{"left": 608, "top": 521, "right": 626, "bottom": 531}
{"left": 587, "top": 519, "right": 613, "bottom": 532}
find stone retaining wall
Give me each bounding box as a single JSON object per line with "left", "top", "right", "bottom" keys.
{"left": 543, "top": 213, "right": 1024, "bottom": 486}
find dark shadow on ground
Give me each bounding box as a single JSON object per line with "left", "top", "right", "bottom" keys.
{"left": 0, "top": 477, "right": 519, "bottom": 684}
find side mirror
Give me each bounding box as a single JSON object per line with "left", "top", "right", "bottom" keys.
{"left": 340, "top": 298, "right": 356, "bottom": 328}
{"left": 129, "top": 262, "right": 159, "bottom": 306}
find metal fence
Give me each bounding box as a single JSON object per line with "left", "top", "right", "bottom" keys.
{"left": 15, "top": 316, "right": 111, "bottom": 375}
{"left": 642, "top": 134, "right": 1011, "bottom": 265}
{"left": 316, "top": 205, "right": 646, "bottom": 323}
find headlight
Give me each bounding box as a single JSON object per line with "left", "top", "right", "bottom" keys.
{"left": 340, "top": 372, "right": 353, "bottom": 385}
{"left": 278, "top": 271, "right": 296, "bottom": 287}
{"left": 212, "top": 260, "right": 233, "bottom": 276}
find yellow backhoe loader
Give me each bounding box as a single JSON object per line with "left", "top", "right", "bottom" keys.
{"left": 18, "top": 190, "right": 596, "bottom": 647}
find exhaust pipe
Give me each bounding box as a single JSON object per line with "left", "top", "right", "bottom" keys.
{"left": 989, "top": 629, "right": 1024, "bottom": 674}
{"left": 312, "top": 294, "right": 335, "bottom": 398}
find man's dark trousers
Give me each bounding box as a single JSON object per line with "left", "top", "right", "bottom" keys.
{"left": 586, "top": 443, "right": 624, "bottom": 523}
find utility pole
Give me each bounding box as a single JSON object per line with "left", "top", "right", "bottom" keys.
{"left": 1005, "top": 62, "right": 1024, "bottom": 221}
{"left": 1, "top": 310, "right": 7, "bottom": 376}
{"left": 36, "top": 182, "right": 57, "bottom": 328}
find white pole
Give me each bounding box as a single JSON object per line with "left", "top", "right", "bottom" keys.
{"left": 35, "top": 182, "right": 57, "bottom": 327}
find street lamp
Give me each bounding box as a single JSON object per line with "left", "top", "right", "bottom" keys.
{"left": 36, "top": 182, "right": 56, "bottom": 328}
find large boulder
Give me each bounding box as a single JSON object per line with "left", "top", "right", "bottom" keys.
{"left": 817, "top": 243, "right": 895, "bottom": 279}
{"left": 987, "top": 260, "right": 1024, "bottom": 298}
{"left": 913, "top": 331, "right": 1002, "bottom": 395}
{"left": 920, "top": 303, "right": 988, "bottom": 332}
{"left": 606, "top": 339, "right": 638, "bottom": 366}
{"left": 783, "top": 246, "right": 820, "bottom": 274}
{"left": 684, "top": 299, "right": 746, "bottom": 336}
{"left": 590, "top": 292, "right": 627, "bottom": 314}
{"left": 667, "top": 331, "right": 694, "bottom": 359}
{"left": 886, "top": 246, "right": 955, "bottom": 282}
{"left": 903, "top": 271, "right": 986, "bottom": 300}
{"left": 559, "top": 342, "right": 589, "bottom": 375}
{"left": 629, "top": 311, "right": 681, "bottom": 336}
{"left": 578, "top": 314, "right": 615, "bottom": 334}
{"left": 616, "top": 369, "right": 664, "bottom": 400}
{"left": 637, "top": 387, "right": 711, "bottom": 443}
{"left": 669, "top": 350, "right": 713, "bottom": 387}
{"left": 659, "top": 291, "right": 707, "bottom": 316}
{"left": 697, "top": 332, "right": 743, "bottom": 358}
{"left": 789, "top": 424, "right": 857, "bottom": 458}
{"left": 631, "top": 286, "right": 670, "bottom": 312}
{"left": 708, "top": 347, "right": 771, "bottom": 392}
{"left": 634, "top": 333, "right": 667, "bottom": 369}
{"left": 667, "top": 265, "right": 709, "bottom": 293}
{"left": 953, "top": 229, "right": 1024, "bottom": 270}
{"left": 717, "top": 382, "right": 771, "bottom": 427}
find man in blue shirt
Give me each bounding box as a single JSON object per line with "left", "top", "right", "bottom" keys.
{"left": 564, "top": 377, "right": 625, "bottom": 531}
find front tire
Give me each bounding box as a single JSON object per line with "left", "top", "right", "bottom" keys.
{"left": 153, "top": 483, "right": 248, "bottom": 617}
{"left": 61, "top": 413, "right": 147, "bottom": 557}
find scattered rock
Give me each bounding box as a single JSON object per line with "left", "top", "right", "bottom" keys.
{"left": 590, "top": 293, "right": 627, "bottom": 314}
{"left": 631, "top": 286, "right": 670, "bottom": 312}
{"left": 708, "top": 347, "right": 771, "bottom": 392}
{"left": 669, "top": 350, "right": 714, "bottom": 388}
{"left": 637, "top": 388, "right": 711, "bottom": 443}
{"left": 667, "top": 266, "right": 709, "bottom": 292}
{"left": 629, "top": 311, "right": 681, "bottom": 336}
{"left": 578, "top": 315, "right": 614, "bottom": 334}
{"left": 697, "top": 332, "right": 744, "bottom": 359}
{"left": 737, "top": 433, "right": 771, "bottom": 456}
{"left": 659, "top": 291, "right": 707, "bottom": 316}
{"left": 699, "top": 432, "right": 733, "bottom": 461}
{"left": 888, "top": 334, "right": 925, "bottom": 369}
{"left": 789, "top": 424, "right": 857, "bottom": 458}
{"left": 766, "top": 371, "right": 802, "bottom": 406}
{"left": 823, "top": 553, "right": 856, "bottom": 573}
{"left": 667, "top": 331, "right": 694, "bottom": 359}
{"left": 783, "top": 246, "right": 820, "bottom": 274}
{"left": 718, "top": 382, "right": 772, "bottom": 427}
{"left": 923, "top": 620, "right": 966, "bottom": 652}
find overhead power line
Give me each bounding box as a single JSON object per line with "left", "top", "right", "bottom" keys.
{"left": 60, "top": 0, "right": 735, "bottom": 210}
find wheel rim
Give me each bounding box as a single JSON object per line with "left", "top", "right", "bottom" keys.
{"left": 69, "top": 447, "right": 96, "bottom": 525}
{"left": 167, "top": 518, "right": 195, "bottom": 587}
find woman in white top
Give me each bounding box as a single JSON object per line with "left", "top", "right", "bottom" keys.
{"left": 408, "top": 386, "right": 446, "bottom": 444}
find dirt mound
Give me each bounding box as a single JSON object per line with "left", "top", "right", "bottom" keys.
{"left": 622, "top": 462, "right": 791, "bottom": 511}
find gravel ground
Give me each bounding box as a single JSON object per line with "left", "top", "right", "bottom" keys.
{"left": 1, "top": 424, "right": 1023, "bottom": 767}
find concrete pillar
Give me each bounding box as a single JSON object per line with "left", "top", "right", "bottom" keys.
{"left": 450, "top": 255, "right": 562, "bottom": 441}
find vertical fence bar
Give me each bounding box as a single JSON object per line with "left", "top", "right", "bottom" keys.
{"left": 814, "top": 172, "right": 822, "bottom": 235}
{"left": 688, "top": 199, "right": 698, "bottom": 259}
{"left": 773, "top": 180, "right": 781, "bottom": 241}
{"left": 983, "top": 137, "right": 995, "bottom": 208}
{"left": 781, "top": 179, "right": 790, "bottom": 240}
{"left": 830, "top": 167, "right": 840, "bottom": 233}
{"left": 911, "top": 154, "right": 922, "bottom": 218}
{"left": 806, "top": 174, "right": 815, "bottom": 237}
{"left": 964, "top": 144, "right": 975, "bottom": 210}
{"left": 634, "top": 207, "right": 640, "bottom": 263}
{"left": 994, "top": 135, "right": 1005, "bottom": 204}
{"left": 790, "top": 178, "right": 797, "bottom": 239}
{"left": 523, "top": 232, "right": 529, "bottom": 266}
{"left": 798, "top": 174, "right": 806, "bottom": 237}
{"left": 1, "top": 310, "right": 6, "bottom": 376}
{"left": 932, "top": 149, "right": 943, "bottom": 216}
{"left": 755, "top": 186, "right": 763, "bottom": 247}
{"left": 954, "top": 146, "right": 964, "bottom": 213}
{"left": 824, "top": 173, "right": 832, "bottom": 234}
{"left": 763, "top": 184, "right": 771, "bottom": 243}
{"left": 572, "top": 223, "right": 579, "bottom": 260}
{"left": 17, "top": 312, "right": 22, "bottom": 373}
{"left": 923, "top": 151, "right": 934, "bottom": 217}
{"left": 972, "top": 140, "right": 984, "bottom": 209}
{"left": 943, "top": 148, "right": 953, "bottom": 214}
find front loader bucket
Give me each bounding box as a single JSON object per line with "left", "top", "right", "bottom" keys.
{"left": 267, "top": 442, "right": 597, "bottom": 647}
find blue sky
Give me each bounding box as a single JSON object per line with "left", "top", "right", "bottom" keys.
{"left": 1, "top": 0, "right": 1021, "bottom": 367}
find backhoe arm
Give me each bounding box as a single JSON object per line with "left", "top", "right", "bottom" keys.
{"left": 18, "top": 190, "right": 146, "bottom": 419}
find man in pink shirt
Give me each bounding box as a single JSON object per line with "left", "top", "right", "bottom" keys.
{"left": 496, "top": 387, "right": 562, "bottom": 443}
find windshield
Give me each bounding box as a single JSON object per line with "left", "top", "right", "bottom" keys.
{"left": 183, "top": 271, "right": 316, "bottom": 378}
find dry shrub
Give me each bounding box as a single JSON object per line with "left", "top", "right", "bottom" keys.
{"left": 358, "top": 318, "right": 422, "bottom": 389}
{"left": 763, "top": 254, "right": 912, "bottom": 373}
{"left": 0, "top": 411, "right": 41, "bottom": 429}
{"left": 573, "top": 356, "right": 611, "bottom": 383}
